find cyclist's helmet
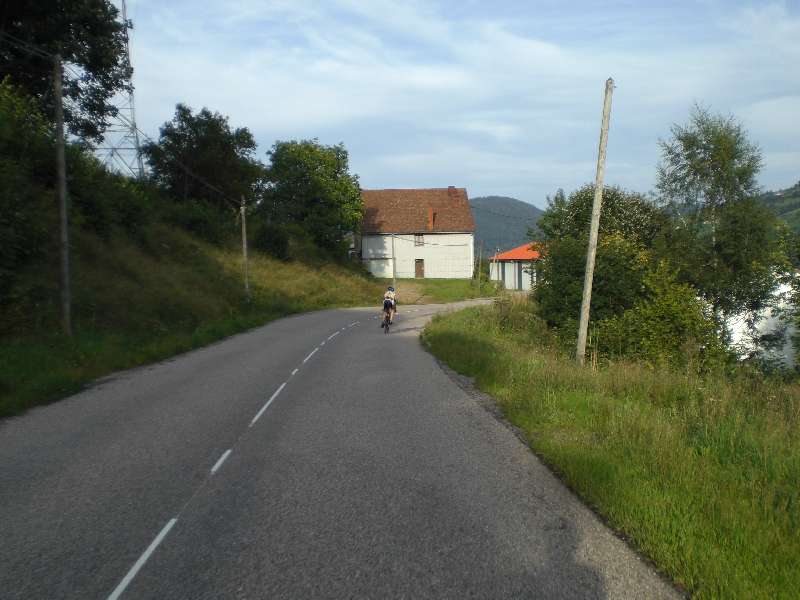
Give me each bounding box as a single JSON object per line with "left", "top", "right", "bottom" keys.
{"left": 388, "top": 286, "right": 395, "bottom": 292}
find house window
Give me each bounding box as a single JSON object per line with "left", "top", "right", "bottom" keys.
{"left": 414, "top": 234, "right": 424, "bottom": 246}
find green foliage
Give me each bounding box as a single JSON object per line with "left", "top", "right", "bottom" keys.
{"left": 657, "top": 104, "right": 762, "bottom": 212}
{"left": 1, "top": 223, "right": 386, "bottom": 415}
{"left": 595, "top": 264, "right": 728, "bottom": 370}
{"left": 160, "top": 198, "right": 232, "bottom": 243}
{"left": 535, "top": 234, "right": 650, "bottom": 330}
{"left": 424, "top": 305, "right": 800, "bottom": 599}
{"left": 0, "top": 1, "right": 131, "bottom": 140}
{"left": 537, "top": 184, "right": 663, "bottom": 246}
{"left": 143, "top": 103, "right": 264, "bottom": 211}
{"left": 263, "top": 139, "right": 363, "bottom": 254}
{"left": 656, "top": 105, "right": 786, "bottom": 317}
{"left": 0, "top": 81, "right": 54, "bottom": 297}
{"left": 253, "top": 222, "right": 290, "bottom": 260}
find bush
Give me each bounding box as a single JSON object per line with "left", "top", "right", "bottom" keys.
{"left": 252, "top": 222, "right": 289, "bottom": 259}
{"left": 534, "top": 233, "right": 651, "bottom": 330}
{"left": 595, "top": 263, "right": 729, "bottom": 370}
{"left": 0, "top": 81, "right": 55, "bottom": 298}
{"left": 161, "top": 200, "right": 232, "bottom": 243}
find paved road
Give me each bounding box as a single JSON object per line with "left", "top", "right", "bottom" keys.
{"left": 0, "top": 303, "right": 680, "bottom": 599}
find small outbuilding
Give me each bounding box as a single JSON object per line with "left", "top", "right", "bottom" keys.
{"left": 489, "top": 243, "right": 541, "bottom": 291}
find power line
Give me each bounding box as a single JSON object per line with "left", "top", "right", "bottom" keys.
{"left": 0, "top": 30, "right": 53, "bottom": 60}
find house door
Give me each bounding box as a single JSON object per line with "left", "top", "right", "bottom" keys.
{"left": 415, "top": 259, "right": 425, "bottom": 278}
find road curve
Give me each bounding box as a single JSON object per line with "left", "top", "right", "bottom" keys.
{"left": 0, "top": 302, "right": 680, "bottom": 599}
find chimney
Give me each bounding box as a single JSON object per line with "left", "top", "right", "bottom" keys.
{"left": 427, "top": 206, "right": 434, "bottom": 231}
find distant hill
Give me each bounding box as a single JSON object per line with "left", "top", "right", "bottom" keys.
{"left": 470, "top": 196, "right": 544, "bottom": 256}
{"left": 759, "top": 181, "right": 800, "bottom": 233}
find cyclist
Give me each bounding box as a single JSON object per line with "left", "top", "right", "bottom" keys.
{"left": 381, "top": 286, "right": 396, "bottom": 327}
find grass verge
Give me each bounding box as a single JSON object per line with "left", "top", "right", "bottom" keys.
{"left": 1, "top": 224, "right": 385, "bottom": 417}
{"left": 380, "top": 277, "right": 498, "bottom": 304}
{"left": 422, "top": 302, "right": 800, "bottom": 599}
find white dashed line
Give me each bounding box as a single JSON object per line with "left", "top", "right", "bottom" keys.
{"left": 320, "top": 340, "right": 325, "bottom": 346}
{"left": 107, "top": 518, "right": 178, "bottom": 600}
{"left": 210, "top": 449, "right": 232, "bottom": 475}
{"left": 291, "top": 368, "right": 298, "bottom": 376}
{"left": 327, "top": 331, "right": 339, "bottom": 341}
{"left": 302, "top": 347, "right": 319, "bottom": 364}
{"left": 250, "top": 382, "right": 287, "bottom": 427}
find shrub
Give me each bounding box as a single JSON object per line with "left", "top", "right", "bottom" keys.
{"left": 253, "top": 222, "right": 290, "bottom": 259}
{"left": 595, "top": 263, "right": 729, "bottom": 370}
{"left": 161, "top": 200, "right": 232, "bottom": 243}
{"left": 534, "top": 233, "right": 651, "bottom": 330}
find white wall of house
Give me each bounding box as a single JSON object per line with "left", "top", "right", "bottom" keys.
{"left": 489, "top": 261, "right": 535, "bottom": 291}
{"left": 362, "top": 233, "right": 474, "bottom": 279}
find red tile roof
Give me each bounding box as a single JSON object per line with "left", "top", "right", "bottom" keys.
{"left": 490, "top": 243, "right": 541, "bottom": 261}
{"left": 362, "top": 187, "right": 475, "bottom": 234}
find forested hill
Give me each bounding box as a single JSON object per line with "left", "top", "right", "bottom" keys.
{"left": 759, "top": 181, "right": 800, "bottom": 233}
{"left": 469, "top": 196, "right": 544, "bottom": 255}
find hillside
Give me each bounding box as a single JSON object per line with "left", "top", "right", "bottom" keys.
{"left": 0, "top": 223, "right": 388, "bottom": 416}
{"left": 759, "top": 181, "right": 800, "bottom": 232}
{"left": 469, "top": 195, "right": 544, "bottom": 255}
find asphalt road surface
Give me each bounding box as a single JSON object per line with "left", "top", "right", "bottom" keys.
{"left": 0, "top": 302, "right": 681, "bottom": 599}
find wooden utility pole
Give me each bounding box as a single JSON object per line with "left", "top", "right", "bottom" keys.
{"left": 391, "top": 233, "right": 397, "bottom": 290}
{"left": 54, "top": 54, "right": 72, "bottom": 337}
{"left": 476, "top": 241, "right": 483, "bottom": 292}
{"left": 576, "top": 77, "right": 614, "bottom": 366}
{"left": 240, "top": 196, "right": 250, "bottom": 301}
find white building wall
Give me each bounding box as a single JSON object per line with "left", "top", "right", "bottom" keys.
{"left": 362, "top": 233, "right": 474, "bottom": 279}
{"left": 489, "top": 260, "right": 535, "bottom": 291}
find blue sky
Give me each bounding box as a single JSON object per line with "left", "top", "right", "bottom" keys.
{"left": 126, "top": 0, "right": 799, "bottom": 208}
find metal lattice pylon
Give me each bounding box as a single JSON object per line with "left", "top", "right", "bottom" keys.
{"left": 96, "top": 0, "right": 145, "bottom": 179}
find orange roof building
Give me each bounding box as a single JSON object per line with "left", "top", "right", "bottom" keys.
{"left": 489, "top": 242, "right": 541, "bottom": 291}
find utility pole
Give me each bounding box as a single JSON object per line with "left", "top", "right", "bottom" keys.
{"left": 476, "top": 241, "right": 483, "bottom": 292}
{"left": 576, "top": 77, "right": 614, "bottom": 366}
{"left": 391, "top": 233, "right": 397, "bottom": 290}
{"left": 54, "top": 53, "right": 72, "bottom": 337}
{"left": 240, "top": 196, "right": 250, "bottom": 301}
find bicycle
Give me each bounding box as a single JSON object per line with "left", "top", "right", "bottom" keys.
{"left": 382, "top": 310, "right": 391, "bottom": 334}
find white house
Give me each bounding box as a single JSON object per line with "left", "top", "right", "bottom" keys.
{"left": 489, "top": 243, "right": 541, "bottom": 291}
{"left": 360, "top": 187, "right": 475, "bottom": 279}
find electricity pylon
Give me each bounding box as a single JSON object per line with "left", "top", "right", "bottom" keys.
{"left": 96, "top": 0, "right": 145, "bottom": 179}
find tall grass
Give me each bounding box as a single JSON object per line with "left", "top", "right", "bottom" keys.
{"left": 422, "top": 300, "right": 800, "bottom": 599}
{"left": 0, "top": 224, "right": 385, "bottom": 416}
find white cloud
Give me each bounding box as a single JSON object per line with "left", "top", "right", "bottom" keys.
{"left": 125, "top": 0, "right": 800, "bottom": 205}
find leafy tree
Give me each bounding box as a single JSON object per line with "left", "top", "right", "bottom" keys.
{"left": 656, "top": 105, "right": 787, "bottom": 317}
{"left": 0, "top": 81, "right": 54, "bottom": 297}
{"left": 657, "top": 104, "right": 761, "bottom": 213}
{"left": 534, "top": 234, "right": 651, "bottom": 330}
{"left": 537, "top": 184, "right": 663, "bottom": 246}
{"left": 263, "top": 139, "right": 362, "bottom": 252}
{"left": 143, "top": 104, "right": 264, "bottom": 210}
{"left": 0, "top": 0, "right": 131, "bottom": 141}
{"left": 596, "top": 263, "right": 727, "bottom": 370}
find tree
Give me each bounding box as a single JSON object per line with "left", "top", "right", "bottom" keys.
{"left": 537, "top": 184, "right": 663, "bottom": 246}
{"left": 534, "top": 234, "right": 651, "bottom": 330}
{"left": 263, "top": 140, "right": 362, "bottom": 252}
{"left": 657, "top": 104, "right": 761, "bottom": 213}
{"left": 656, "top": 105, "right": 787, "bottom": 318}
{"left": 143, "top": 104, "right": 263, "bottom": 210}
{"left": 0, "top": 0, "right": 131, "bottom": 141}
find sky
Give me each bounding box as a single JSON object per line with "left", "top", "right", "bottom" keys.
{"left": 124, "top": 0, "right": 800, "bottom": 209}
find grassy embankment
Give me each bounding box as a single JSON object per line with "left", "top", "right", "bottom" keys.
{"left": 422, "top": 300, "right": 800, "bottom": 599}
{"left": 0, "top": 224, "right": 386, "bottom": 417}
{"left": 383, "top": 277, "right": 497, "bottom": 304}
